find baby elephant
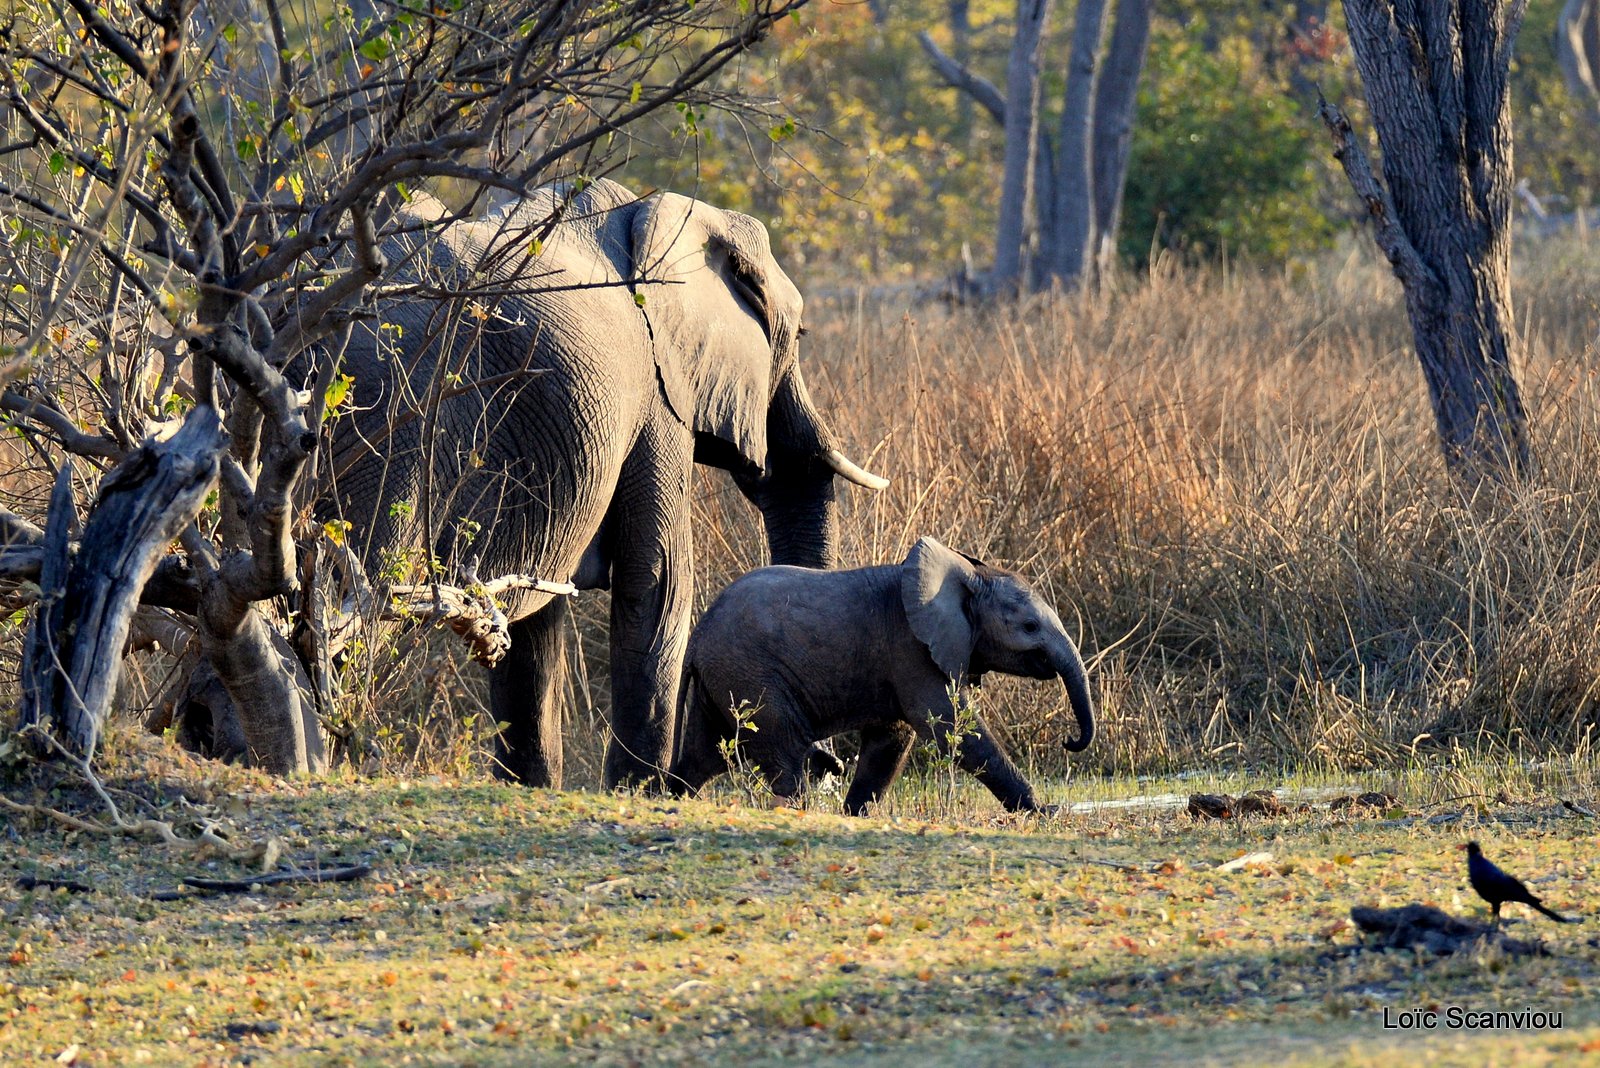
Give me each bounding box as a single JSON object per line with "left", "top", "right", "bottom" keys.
{"left": 669, "top": 536, "right": 1095, "bottom": 814}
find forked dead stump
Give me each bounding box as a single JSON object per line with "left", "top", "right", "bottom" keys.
{"left": 1350, "top": 904, "right": 1546, "bottom": 957}
{"left": 21, "top": 410, "right": 224, "bottom": 757}
{"left": 17, "top": 464, "right": 75, "bottom": 747}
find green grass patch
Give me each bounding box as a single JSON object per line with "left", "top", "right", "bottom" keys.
{"left": 3, "top": 759, "right": 1598, "bottom": 1066}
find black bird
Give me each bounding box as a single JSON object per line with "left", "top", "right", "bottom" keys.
{"left": 1462, "top": 842, "right": 1577, "bottom": 925}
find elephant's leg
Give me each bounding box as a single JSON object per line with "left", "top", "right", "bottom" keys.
{"left": 490, "top": 598, "right": 569, "bottom": 787}
{"left": 765, "top": 758, "right": 808, "bottom": 802}
{"left": 604, "top": 417, "right": 694, "bottom": 789}
{"left": 806, "top": 741, "right": 846, "bottom": 780}
{"left": 742, "top": 725, "right": 809, "bottom": 802}
{"left": 950, "top": 716, "right": 1040, "bottom": 812}
{"left": 911, "top": 684, "right": 1041, "bottom": 812}
{"left": 843, "top": 722, "right": 917, "bottom": 816}
{"left": 666, "top": 744, "right": 725, "bottom": 797}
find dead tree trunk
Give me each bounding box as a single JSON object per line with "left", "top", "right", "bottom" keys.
{"left": 20, "top": 409, "right": 224, "bottom": 758}
{"left": 197, "top": 607, "right": 326, "bottom": 774}
{"left": 18, "top": 465, "right": 75, "bottom": 747}
{"left": 1323, "top": 1, "right": 1532, "bottom": 480}
{"left": 993, "top": 0, "right": 1055, "bottom": 294}
{"left": 923, "top": 0, "right": 1151, "bottom": 297}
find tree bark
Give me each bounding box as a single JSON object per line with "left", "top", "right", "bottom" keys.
{"left": 1046, "top": 0, "right": 1111, "bottom": 290}
{"left": 198, "top": 608, "right": 326, "bottom": 774}
{"left": 21, "top": 409, "right": 225, "bottom": 758}
{"left": 993, "top": 0, "right": 1055, "bottom": 294}
{"left": 1090, "top": 0, "right": 1153, "bottom": 277}
{"left": 18, "top": 465, "right": 75, "bottom": 747}
{"left": 1327, "top": 1, "right": 1532, "bottom": 480}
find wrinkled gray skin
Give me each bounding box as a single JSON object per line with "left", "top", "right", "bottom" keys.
{"left": 327, "top": 179, "right": 877, "bottom": 788}
{"left": 669, "top": 537, "right": 1095, "bottom": 814}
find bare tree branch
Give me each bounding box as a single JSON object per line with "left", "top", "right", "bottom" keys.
{"left": 1316, "top": 94, "right": 1444, "bottom": 310}
{"left": 1, "top": 390, "right": 126, "bottom": 461}
{"left": 918, "top": 31, "right": 1006, "bottom": 124}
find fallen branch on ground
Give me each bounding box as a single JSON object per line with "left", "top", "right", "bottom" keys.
{"left": 178, "top": 863, "right": 373, "bottom": 894}
{"left": 14, "top": 874, "right": 94, "bottom": 893}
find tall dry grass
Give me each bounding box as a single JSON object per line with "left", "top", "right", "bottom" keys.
{"left": 682, "top": 237, "right": 1600, "bottom": 782}
{"left": 12, "top": 238, "right": 1600, "bottom": 788}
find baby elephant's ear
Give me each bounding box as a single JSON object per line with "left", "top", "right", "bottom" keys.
{"left": 901, "top": 536, "right": 979, "bottom": 681}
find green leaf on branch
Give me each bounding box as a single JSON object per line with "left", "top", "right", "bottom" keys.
{"left": 325, "top": 373, "right": 355, "bottom": 412}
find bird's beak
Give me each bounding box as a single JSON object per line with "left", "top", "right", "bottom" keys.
{"left": 1457, "top": 843, "right": 1468, "bottom": 851}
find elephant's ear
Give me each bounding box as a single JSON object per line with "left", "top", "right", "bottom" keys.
{"left": 631, "top": 192, "right": 780, "bottom": 473}
{"left": 901, "top": 536, "right": 979, "bottom": 681}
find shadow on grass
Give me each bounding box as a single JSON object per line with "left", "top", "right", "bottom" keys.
{"left": 5, "top": 778, "right": 1598, "bottom": 1066}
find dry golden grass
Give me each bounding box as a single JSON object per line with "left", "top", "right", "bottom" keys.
{"left": 690, "top": 237, "right": 1600, "bottom": 782}
{"left": 12, "top": 238, "right": 1600, "bottom": 789}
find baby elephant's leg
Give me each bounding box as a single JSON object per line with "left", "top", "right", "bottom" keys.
{"left": 844, "top": 722, "right": 917, "bottom": 816}
{"left": 665, "top": 736, "right": 726, "bottom": 798}
{"left": 666, "top": 676, "right": 732, "bottom": 796}
{"left": 731, "top": 702, "right": 813, "bottom": 804}
{"left": 907, "top": 682, "right": 1042, "bottom": 811}
{"left": 952, "top": 723, "right": 1040, "bottom": 811}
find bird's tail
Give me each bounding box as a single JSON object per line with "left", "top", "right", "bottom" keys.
{"left": 1533, "top": 901, "right": 1578, "bottom": 923}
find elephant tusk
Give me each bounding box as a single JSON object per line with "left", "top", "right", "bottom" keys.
{"left": 823, "top": 448, "right": 890, "bottom": 491}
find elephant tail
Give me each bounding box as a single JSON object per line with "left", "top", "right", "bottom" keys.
{"left": 666, "top": 659, "right": 720, "bottom": 796}
{"left": 671, "top": 659, "right": 700, "bottom": 768}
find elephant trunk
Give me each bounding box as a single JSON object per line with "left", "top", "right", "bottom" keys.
{"left": 743, "top": 366, "right": 884, "bottom": 569}
{"left": 1054, "top": 637, "right": 1096, "bottom": 753}
{"left": 743, "top": 451, "right": 839, "bottom": 569}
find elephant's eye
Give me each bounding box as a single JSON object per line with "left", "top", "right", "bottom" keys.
{"left": 1022, "top": 619, "right": 1041, "bottom": 635}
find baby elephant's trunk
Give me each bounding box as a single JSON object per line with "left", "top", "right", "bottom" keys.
{"left": 1054, "top": 638, "right": 1096, "bottom": 753}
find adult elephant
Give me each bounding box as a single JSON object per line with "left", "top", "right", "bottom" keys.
{"left": 326, "top": 179, "right": 884, "bottom": 788}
